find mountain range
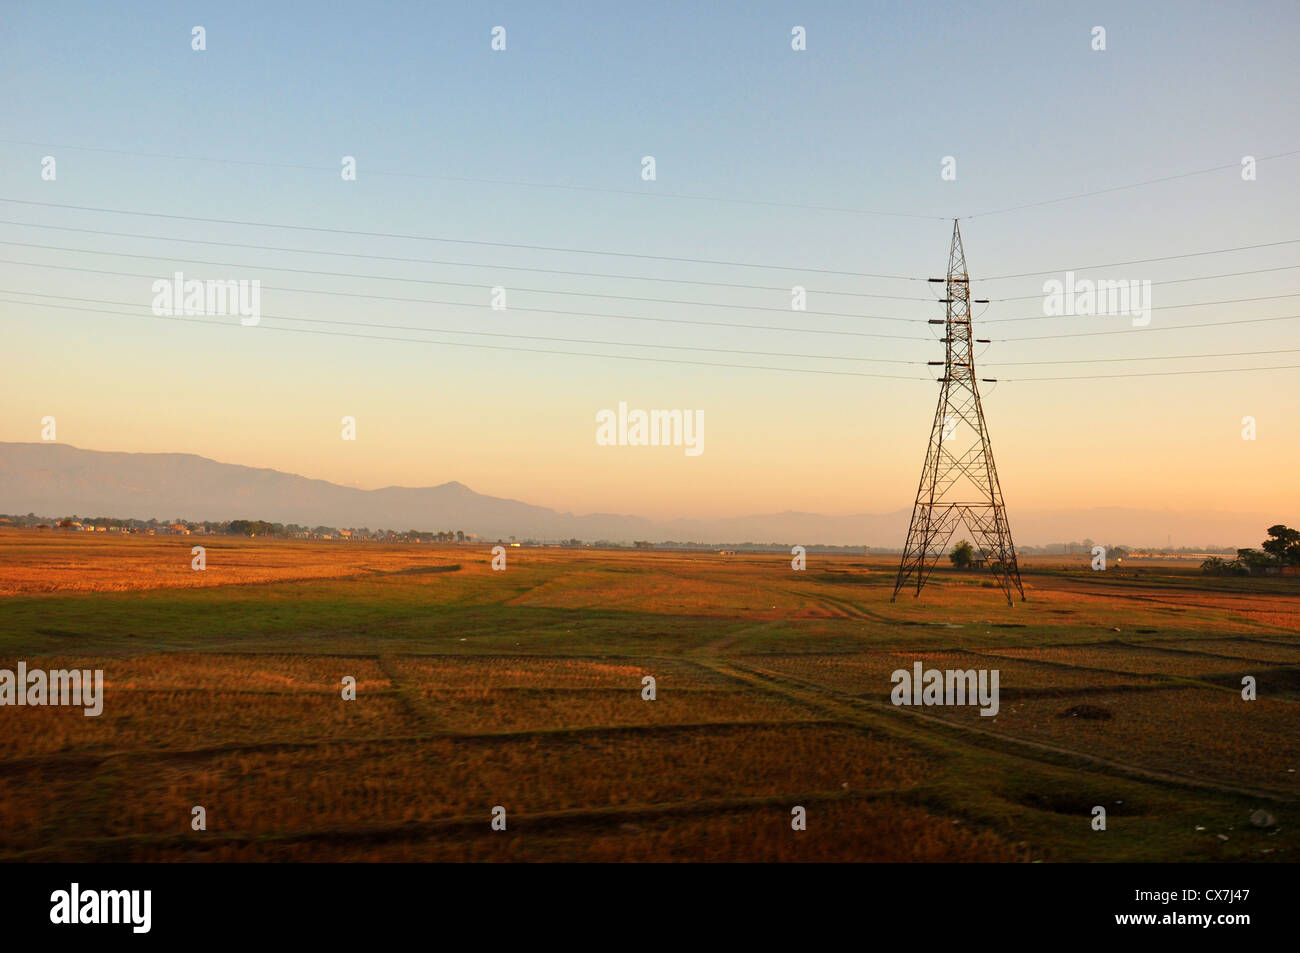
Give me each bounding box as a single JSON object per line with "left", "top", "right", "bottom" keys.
{"left": 0, "top": 442, "right": 1274, "bottom": 548}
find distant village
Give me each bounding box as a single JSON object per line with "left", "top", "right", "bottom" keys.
{"left": 0, "top": 513, "right": 476, "bottom": 544}
{"left": 0, "top": 512, "right": 1249, "bottom": 558}
{"left": 1, "top": 513, "right": 632, "bottom": 549}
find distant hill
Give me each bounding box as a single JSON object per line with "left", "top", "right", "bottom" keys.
{"left": 0, "top": 442, "right": 1274, "bottom": 548}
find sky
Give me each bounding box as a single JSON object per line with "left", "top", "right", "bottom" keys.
{"left": 1, "top": 1, "right": 1297, "bottom": 532}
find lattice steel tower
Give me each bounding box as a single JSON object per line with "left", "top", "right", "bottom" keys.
{"left": 891, "top": 220, "right": 1024, "bottom": 606}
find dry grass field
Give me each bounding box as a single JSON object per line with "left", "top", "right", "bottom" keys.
{"left": 0, "top": 529, "right": 1297, "bottom": 862}
{"left": 0, "top": 531, "right": 463, "bottom": 595}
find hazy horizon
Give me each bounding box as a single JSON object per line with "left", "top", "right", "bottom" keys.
{"left": 0, "top": 440, "right": 1283, "bottom": 549}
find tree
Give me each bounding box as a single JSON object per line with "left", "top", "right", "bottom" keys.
{"left": 949, "top": 540, "right": 974, "bottom": 569}
{"left": 1262, "top": 524, "right": 1300, "bottom": 565}
{"left": 1202, "top": 556, "right": 1249, "bottom": 576}
{"left": 1235, "top": 547, "right": 1277, "bottom": 574}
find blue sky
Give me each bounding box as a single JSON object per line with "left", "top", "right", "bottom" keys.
{"left": 1, "top": 1, "right": 1297, "bottom": 528}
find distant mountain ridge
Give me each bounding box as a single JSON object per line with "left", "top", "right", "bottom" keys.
{"left": 0, "top": 442, "right": 1273, "bottom": 548}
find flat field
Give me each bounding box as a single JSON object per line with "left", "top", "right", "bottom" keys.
{"left": 1, "top": 530, "right": 1297, "bottom": 861}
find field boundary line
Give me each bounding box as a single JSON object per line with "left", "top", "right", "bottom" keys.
{"left": 0, "top": 718, "right": 847, "bottom": 771}
{"left": 95, "top": 687, "right": 405, "bottom": 697}
{"left": 726, "top": 660, "right": 1299, "bottom": 804}
{"left": 1, "top": 789, "right": 908, "bottom": 861}
{"left": 698, "top": 659, "right": 967, "bottom": 768}
{"left": 376, "top": 653, "right": 447, "bottom": 731}
{"left": 1115, "top": 638, "right": 1300, "bottom": 668}
{"left": 732, "top": 648, "right": 1174, "bottom": 692}
{"left": 968, "top": 644, "right": 1282, "bottom": 683}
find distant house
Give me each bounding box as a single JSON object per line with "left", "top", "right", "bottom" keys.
{"left": 718, "top": 550, "right": 737, "bottom": 556}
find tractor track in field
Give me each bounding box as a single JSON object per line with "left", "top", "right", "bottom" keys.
{"left": 967, "top": 643, "right": 1300, "bottom": 688}
{"left": 0, "top": 718, "right": 847, "bottom": 775}
{"left": 1036, "top": 575, "right": 1300, "bottom": 621}
{"left": 2, "top": 787, "right": 916, "bottom": 862}
{"left": 707, "top": 658, "right": 1298, "bottom": 805}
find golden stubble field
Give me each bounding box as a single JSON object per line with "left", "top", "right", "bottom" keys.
{"left": 0, "top": 530, "right": 464, "bottom": 595}
{"left": 0, "top": 530, "right": 1297, "bottom": 862}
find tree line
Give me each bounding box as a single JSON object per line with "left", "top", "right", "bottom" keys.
{"left": 1202, "top": 525, "right": 1300, "bottom": 576}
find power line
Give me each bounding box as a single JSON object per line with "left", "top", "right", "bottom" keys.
{"left": 966, "top": 147, "right": 1300, "bottom": 219}
{"left": 0, "top": 196, "right": 926, "bottom": 279}
{"left": 0, "top": 238, "right": 933, "bottom": 319}
{"left": 0, "top": 219, "right": 933, "bottom": 302}
{"left": 4, "top": 293, "right": 1293, "bottom": 385}
{"left": 9, "top": 137, "right": 1300, "bottom": 225}
{"left": 0, "top": 297, "right": 934, "bottom": 382}
{"left": 6, "top": 218, "right": 1296, "bottom": 302}
{"left": 1001, "top": 312, "right": 1300, "bottom": 342}
{"left": 1001, "top": 363, "right": 1300, "bottom": 382}
{"left": 6, "top": 254, "right": 1297, "bottom": 347}
{"left": 7, "top": 288, "right": 1297, "bottom": 379}
{"left": 3, "top": 237, "right": 1296, "bottom": 325}
{"left": 986, "top": 346, "right": 1300, "bottom": 367}
{"left": 0, "top": 260, "right": 933, "bottom": 342}
{"left": 987, "top": 267, "right": 1300, "bottom": 303}
{"left": 0, "top": 292, "right": 928, "bottom": 365}
{"left": 980, "top": 237, "right": 1300, "bottom": 280}
{"left": 6, "top": 201, "right": 1299, "bottom": 316}
{"left": 983, "top": 291, "right": 1300, "bottom": 324}
{"left": 0, "top": 137, "right": 947, "bottom": 221}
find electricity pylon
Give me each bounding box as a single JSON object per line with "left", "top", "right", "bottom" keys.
{"left": 891, "top": 220, "right": 1025, "bottom": 607}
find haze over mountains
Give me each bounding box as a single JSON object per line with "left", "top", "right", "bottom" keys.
{"left": 0, "top": 442, "right": 1272, "bottom": 548}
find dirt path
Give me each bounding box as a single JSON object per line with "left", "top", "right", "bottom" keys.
{"left": 707, "top": 657, "right": 1298, "bottom": 804}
